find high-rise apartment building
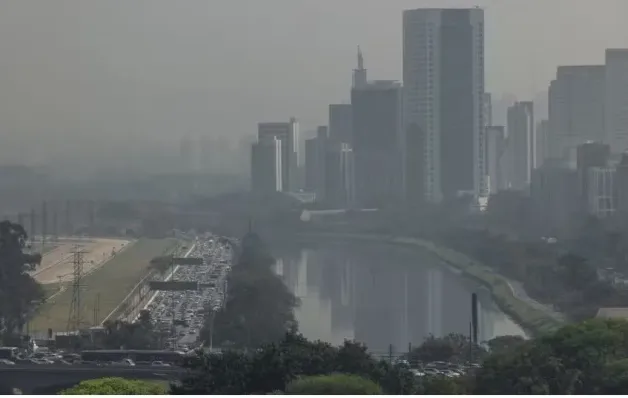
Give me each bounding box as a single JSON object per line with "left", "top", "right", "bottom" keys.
{"left": 304, "top": 126, "right": 328, "bottom": 199}
{"left": 250, "top": 136, "right": 282, "bottom": 193}
{"left": 403, "top": 8, "right": 485, "bottom": 203}
{"left": 485, "top": 126, "right": 506, "bottom": 194}
{"left": 329, "top": 104, "right": 353, "bottom": 144}
{"left": 507, "top": 101, "right": 535, "bottom": 190}
{"left": 351, "top": 80, "right": 403, "bottom": 207}
{"left": 605, "top": 50, "right": 628, "bottom": 153}
{"left": 258, "top": 118, "right": 299, "bottom": 191}
{"left": 548, "top": 65, "right": 605, "bottom": 160}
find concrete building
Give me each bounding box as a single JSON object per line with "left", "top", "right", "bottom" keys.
{"left": 530, "top": 160, "right": 579, "bottom": 235}
{"left": 587, "top": 167, "right": 616, "bottom": 218}
{"left": 325, "top": 142, "right": 355, "bottom": 208}
{"left": 536, "top": 119, "right": 550, "bottom": 168}
{"left": 483, "top": 93, "right": 492, "bottom": 127}
{"left": 548, "top": 65, "right": 605, "bottom": 160}
{"left": 304, "top": 126, "right": 328, "bottom": 200}
{"left": 507, "top": 101, "right": 535, "bottom": 190}
{"left": 605, "top": 49, "right": 628, "bottom": 153}
{"left": 576, "top": 142, "right": 610, "bottom": 209}
{"left": 250, "top": 136, "right": 282, "bottom": 193}
{"left": 614, "top": 153, "right": 628, "bottom": 220}
{"left": 258, "top": 118, "right": 299, "bottom": 191}
{"left": 485, "top": 126, "right": 506, "bottom": 194}
{"left": 351, "top": 80, "right": 403, "bottom": 208}
{"left": 403, "top": 8, "right": 485, "bottom": 203}
{"left": 329, "top": 104, "right": 353, "bottom": 145}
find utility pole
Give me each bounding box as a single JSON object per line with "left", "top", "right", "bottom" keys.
{"left": 92, "top": 293, "right": 101, "bottom": 325}
{"left": 67, "top": 246, "right": 87, "bottom": 333}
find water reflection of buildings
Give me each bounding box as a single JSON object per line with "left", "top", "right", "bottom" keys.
{"left": 276, "top": 246, "right": 524, "bottom": 353}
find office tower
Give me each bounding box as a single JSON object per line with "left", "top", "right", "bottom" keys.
{"left": 615, "top": 153, "right": 628, "bottom": 220}
{"left": 353, "top": 46, "right": 367, "bottom": 89}
{"left": 530, "top": 160, "right": 579, "bottom": 235}
{"left": 329, "top": 104, "right": 353, "bottom": 144}
{"left": 586, "top": 167, "right": 616, "bottom": 218}
{"left": 485, "top": 126, "right": 506, "bottom": 194}
{"left": 325, "top": 142, "right": 355, "bottom": 208}
{"left": 250, "top": 136, "right": 282, "bottom": 193}
{"left": 258, "top": 118, "right": 299, "bottom": 191}
{"left": 536, "top": 119, "right": 549, "bottom": 168}
{"left": 483, "top": 93, "right": 492, "bottom": 127}
{"left": 351, "top": 80, "right": 403, "bottom": 207}
{"left": 576, "top": 142, "right": 610, "bottom": 209}
{"left": 403, "top": 8, "right": 485, "bottom": 203}
{"left": 548, "top": 65, "right": 605, "bottom": 160}
{"left": 507, "top": 101, "right": 535, "bottom": 190}
{"left": 305, "top": 138, "right": 317, "bottom": 192}
{"left": 605, "top": 50, "right": 628, "bottom": 153}
{"left": 304, "top": 126, "right": 328, "bottom": 199}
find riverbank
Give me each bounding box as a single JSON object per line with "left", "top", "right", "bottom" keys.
{"left": 289, "top": 232, "right": 565, "bottom": 337}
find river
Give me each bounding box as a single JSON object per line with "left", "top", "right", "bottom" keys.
{"left": 273, "top": 241, "right": 525, "bottom": 357}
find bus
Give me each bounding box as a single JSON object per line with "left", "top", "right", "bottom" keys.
{"left": 80, "top": 349, "right": 186, "bottom": 365}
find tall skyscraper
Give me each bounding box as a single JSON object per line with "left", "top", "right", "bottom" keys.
{"left": 536, "top": 119, "right": 549, "bottom": 168}
{"left": 605, "top": 49, "right": 628, "bottom": 153}
{"left": 548, "top": 65, "right": 605, "bottom": 160}
{"left": 329, "top": 104, "right": 353, "bottom": 144}
{"left": 250, "top": 136, "right": 282, "bottom": 193}
{"left": 325, "top": 142, "right": 355, "bottom": 208}
{"left": 352, "top": 80, "right": 403, "bottom": 207}
{"left": 258, "top": 118, "right": 299, "bottom": 191}
{"left": 353, "top": 46, "right": 367, "bottom": 89}
{"left": 403, "top": 8, "right": 485, "bottom": 203}
{"left": 485, "top": 126, "right": 506, "bottom": 194}
{"left": 304, "top": 126, "right": 328, "bottom": 199}
{"left": 576, "top": 141, "right": 610, "bottom": 209}
{"left": 507, "top": 101, "right": 535, "bottom": 190}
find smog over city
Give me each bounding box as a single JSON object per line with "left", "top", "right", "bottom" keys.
{"left": 2, "top": 0, "right": 628, "bottom": 394}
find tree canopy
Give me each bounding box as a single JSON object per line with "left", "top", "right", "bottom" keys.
{"left": 475, "top": 318, "right": 628, "bottom": 394}
{"left": 284, "top": 374, "right": 382, "bottom": 395}
{"left": 60, "top": 377, "right": 167, "bottom": 395}
{"left": 202, "top": 231, "right": 298, "bottom": 349}
{"left": 0, "top": 220, "right": 44, "bottom": 337}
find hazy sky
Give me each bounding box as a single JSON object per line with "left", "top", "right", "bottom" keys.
{"left": 1, "top": 0, "right": 628, "bottom": 166}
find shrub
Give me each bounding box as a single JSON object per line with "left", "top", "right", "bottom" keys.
{"left": 60, "top": 377, "right": 167, "bottom": 395}
{"left": 285, "top": 374, "right": 381, "bottom": 395}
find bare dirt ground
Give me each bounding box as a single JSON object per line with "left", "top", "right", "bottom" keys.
{"left": 31, "top": 238, "right": 131, "bottom": 284}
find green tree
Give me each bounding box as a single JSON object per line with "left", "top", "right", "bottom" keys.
{"left": 173, "top": 332, "right": 419, "bottom": 395}
{"left": 285, "top": 374, "right": 382, "bottom": 395}
{"left": 475, "top": 319, "right": 628, "bottom": 394}
{"left": 60, "top": 377, "right": 167, "bottom": 395}
{"left": 0, "top": 220, "right": 44, "bottom": 337}
{"left": 407, "top": 333, "right": 486, "bottom": 364}
{"left": 486, "top": 335, "right": 525, "bottom": 354}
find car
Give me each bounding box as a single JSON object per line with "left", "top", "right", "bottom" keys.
{"left": 151, "top": 361, "right": 171, "bottom": 367}
{"left": 0, "top": 359, "right": 15, "bottom": 366}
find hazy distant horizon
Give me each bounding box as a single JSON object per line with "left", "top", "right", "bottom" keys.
{"left": 1, "top": 0, "right": 627, "bottom": 172}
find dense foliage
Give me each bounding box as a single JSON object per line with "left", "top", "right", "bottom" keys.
{"left": 202, "top": 232, "right": 298, "bottom": 349}
{"left": 60, "top": 377, "right": 167, "bottom": 395}
{"left": 475, "top": 318, "right": 628, "bottom": 394}
{"left": 172, "top": 332, "right": 418, "bottom": 394}
{"left": 102, "top": 310, "right": 162, "bottom": 349}
{"left": 284, "top": 374, "right": 382, "bottom": 395}
{"left": 0, "top": 220, "right": 44, "bottom": 338}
